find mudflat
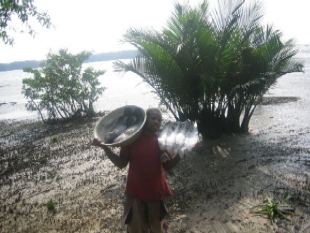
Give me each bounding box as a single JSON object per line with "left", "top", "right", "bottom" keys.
{"left": 0, "top": 97, "right": 310, "bottom": 233}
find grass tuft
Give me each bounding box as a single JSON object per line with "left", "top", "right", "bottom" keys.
{"left": 47, "top": 199, "right": 56, "bottom": 211}
{"left": 253, "top": 192, "right": 295, "bottom": 224}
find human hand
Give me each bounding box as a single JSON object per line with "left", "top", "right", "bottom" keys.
{"left": 160, "top": 151, "right": 177, "bottom": 163}
{"left": 92, "top": 138, "right": 111, "bottom": 152}
{"left": 92, "top": 138, "right": 104, "bottom": 147}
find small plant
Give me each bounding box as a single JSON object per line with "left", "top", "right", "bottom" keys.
{"left": 51, "top": 136, "right": 58, "bottom": 143}
{"left": 254, "top": 193, "right": 295, "bottom": 224}
{"left": 47, "top": 199, "right": 56, "bottom": 211}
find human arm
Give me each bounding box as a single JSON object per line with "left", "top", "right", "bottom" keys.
{"left": 92, "top": 138, "right": 129, "bottom": 169}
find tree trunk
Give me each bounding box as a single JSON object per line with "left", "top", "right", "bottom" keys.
{"left": 87, "top": 102, "right": 96, "bottom": 117}
{"left": 240, "top": 108, "right": 251, "bottom": 133}
{"left": 240, "top": 115, "right": 250, "bottom": 132}
{"left": 226, "top": 103, "right": 241, "bottom": 133}
{"left": 240, "top": 103, "right": 257, "bottom": 133}
{"left": 197, "top": 109, "right": 224, "bottom": 139}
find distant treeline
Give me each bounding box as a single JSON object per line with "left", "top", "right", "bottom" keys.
{"left": 0, "top": 50, "right": 137, "bottom": 72}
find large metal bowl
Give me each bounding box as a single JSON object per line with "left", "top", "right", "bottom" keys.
{"left": 94, "top": 105, "right": 146, "bottom": 147}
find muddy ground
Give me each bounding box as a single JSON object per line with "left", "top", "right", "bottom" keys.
{"left": 0, "top": 97, "right": 310, "bottom": 233}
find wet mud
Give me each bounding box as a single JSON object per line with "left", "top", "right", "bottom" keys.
{"left": 0, "top": 96, "right": 310, "bottom": 233}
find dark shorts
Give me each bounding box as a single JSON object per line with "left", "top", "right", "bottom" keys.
{"left": 123, "top": 196, "right": 168, "bottom": 224}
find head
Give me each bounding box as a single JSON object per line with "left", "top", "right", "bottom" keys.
{"left": 144, "top": 108, "right": 162, "bottom": 134}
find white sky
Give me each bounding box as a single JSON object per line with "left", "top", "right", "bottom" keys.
{"left": 0, "top": 0, "right": 309, "bottom": 63}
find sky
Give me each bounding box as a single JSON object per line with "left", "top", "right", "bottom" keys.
{"left": 0, "top": 0, "right": 310, "bottom": 63}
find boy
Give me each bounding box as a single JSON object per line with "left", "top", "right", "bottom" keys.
{"left": 92, "top": 108, "right": 180, "bottom": 233}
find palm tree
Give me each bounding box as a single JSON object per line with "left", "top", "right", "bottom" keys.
{"left": 115, "top": 0, "right": 303, "bottom": 139}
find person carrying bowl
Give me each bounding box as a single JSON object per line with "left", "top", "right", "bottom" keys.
{"left": 92, "top": 108, "right": 180, "bottom": 233}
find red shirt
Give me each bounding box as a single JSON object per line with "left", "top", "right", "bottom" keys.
{"left": 120, "top": 134, "right": 172, "bottom": 201}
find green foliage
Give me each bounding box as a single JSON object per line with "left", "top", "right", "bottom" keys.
{"left": 0, "top": 0, "right": 51, "bottom": 45}
{"left": 51, "top": 136, "right": 59, "bottom": 143}
{"left": 46, "top": 199, "right": 56, "bottom": 211}
{"left": 22, "top": 49, "right": 105, "bottom": 122}
{"left": 254, "top": 194, "right": 295, "bottom": 224}
{"left": 115, "top": 0, "right": 303, "bottom": 139}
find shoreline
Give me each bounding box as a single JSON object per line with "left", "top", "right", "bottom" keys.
{"left": 1, "top": 99, "right": 310, "bottom": 232}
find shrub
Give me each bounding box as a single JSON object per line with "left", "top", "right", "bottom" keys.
{"left": 115, "top": 0, "right": 303, "bottom": 139}
{"left": 22, "top": 49, "right": 105, "bottom": 122}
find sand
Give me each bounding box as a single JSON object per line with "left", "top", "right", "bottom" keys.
{"left": 0, "top": 97, "right": 310, "bottom": 233}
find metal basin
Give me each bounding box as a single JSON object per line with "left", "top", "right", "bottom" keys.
{"left": 94, "top": 105, "right": 146, "bottom": 147}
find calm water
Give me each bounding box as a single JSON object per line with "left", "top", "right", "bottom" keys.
{"left": 0, "top": 60, "right": 160, "bottom": 120}
{"left": 0, "top": 45, "right": 310, "bottom": 121}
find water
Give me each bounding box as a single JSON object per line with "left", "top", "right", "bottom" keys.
{"left": 250, "top": 45, "right": 310, "bottom": 144}
{"left": 0, "top": 45, "right": 310, "bottom": 122}
{"left": 0, "top": 59, "right": 160, "bottom": 121}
